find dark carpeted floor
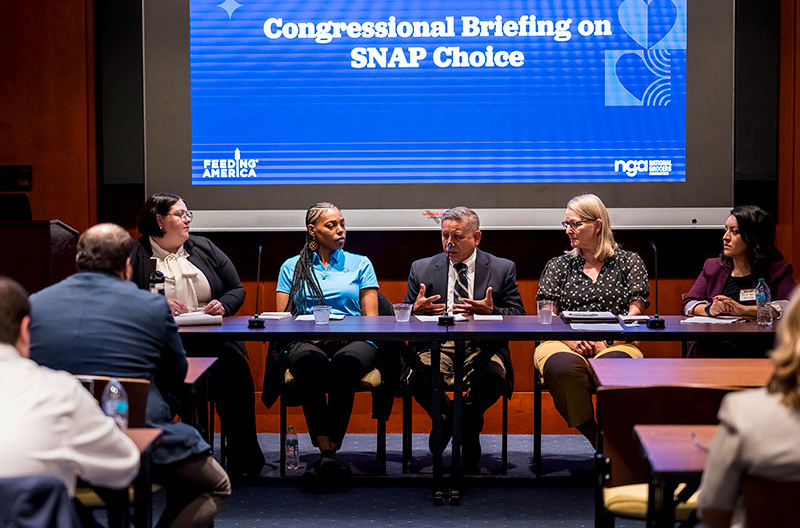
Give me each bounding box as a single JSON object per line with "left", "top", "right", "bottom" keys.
{"left": 136, "top": 433, "right": 653, "bottom": 527}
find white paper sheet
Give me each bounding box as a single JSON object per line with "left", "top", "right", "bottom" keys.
{"left": 295, "top": 314, "right": 345, "bottom": 321}
{"left": 679, "top": 316, "right": 744, "bottom": 324}
{"left": 414, "top": 314, "right": 468, "bottom": 322}
{"left": 258, "top": 312, "right": 292, "bottom": 319}
{"left": 569, "top": 323, "right": 624, "bottom": 331}
{"left": 473, "top": 314, "right": 503, "bottom": 321}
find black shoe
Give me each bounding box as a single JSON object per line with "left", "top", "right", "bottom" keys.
{"left": 303, "top": 456, "right": 323, "bottom": 478}
{"left": 462, "top": 435, "right": 482, "bottom": 474}
{"left": 428, "top": 416, "right": 453, "bottom": 455}
{"left": 319, "top": 450, "right": 350, "bottom": 479}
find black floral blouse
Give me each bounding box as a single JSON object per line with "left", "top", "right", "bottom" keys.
{"left": 537, "top": 249, "right": 650, "bottom": 315}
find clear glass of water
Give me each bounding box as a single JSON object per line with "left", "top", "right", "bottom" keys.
{"left": 537, "top": 299, "right": 554, "bottom": 324}
{"left": 312, "top": 305, "right": 331, "bottom": 324}
{"left": 393, "top": 303, "right": 412, "bottom": 322}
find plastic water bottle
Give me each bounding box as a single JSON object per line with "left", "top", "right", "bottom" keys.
{"left": 756, "top": 278, "right": 773, "bottom": 327}
{"left": 101, "top": 378, "right": 129, "bottom": 430}
{"left": 285, "top": 426, "right": 299, "bottom": 469}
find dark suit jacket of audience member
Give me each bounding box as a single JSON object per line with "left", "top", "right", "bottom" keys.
{"left": 403, "top": 248, "right": 526, "bottom": 396}
{"left": 29, "top": 271, "right": 210, "bottom": 466}
{"left": 681, "top": 258, "right": 795, "bottom": 314}
{"left": 130, "top": 235, "right": 248, "bottom": 358}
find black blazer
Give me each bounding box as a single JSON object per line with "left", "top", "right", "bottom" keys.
{"left": 131, "top": 235, "right": 249, "bottom": 359}
{"left": 402, "top": 248, "right": 525, "bottom": 395}
{"left": 130, "top": 235, "right": 246, "bottom": 317}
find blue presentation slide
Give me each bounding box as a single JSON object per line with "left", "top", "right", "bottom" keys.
{"left": 190, "top": 0, "right": 686, "bottom": 185}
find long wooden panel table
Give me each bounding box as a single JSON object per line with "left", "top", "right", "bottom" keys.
{"left": 634, "top": 425, "right": 717, "bottom": 528}
{"left": 590, "top": 358, "right": 773, "bottom": 388}
{"left": 180, "top": 315, "right": 774, "bottom": 504}
{"left": 126, "top": 428, "right": 163, "bottom": 528}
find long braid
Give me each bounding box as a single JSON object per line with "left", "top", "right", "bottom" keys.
{"left": 285, "top": 202, "right": 337, "bottom": 314}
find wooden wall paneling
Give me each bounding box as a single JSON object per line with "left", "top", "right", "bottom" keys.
{"left": 0, "top": 0, "right": 97, "bottom": 231}
{"left": 778, "top": 0, "right": 800, "bottom": 277}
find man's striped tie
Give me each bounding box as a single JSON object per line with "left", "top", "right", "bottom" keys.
{"left": 454, "top": 262, "right": 469, "bottom": 304}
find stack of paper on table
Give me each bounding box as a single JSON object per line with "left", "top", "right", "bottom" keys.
{"left": 259, "top": 312, "right": 292, "bottom": 320}
{"left": 680, "top": 316, "right": 744, "bottom": 324}
{"left": 174, "top": 313, "right": 223, "bottom": 326}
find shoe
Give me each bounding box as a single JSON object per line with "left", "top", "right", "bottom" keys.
{"left": 319, "top": 450, "right": 351, "bottom": 479}
{"left": 428, "top": 416, "right": 453, "bottom": 455}
{"left": 303, "top": 456, "right": 323, "bottom": 478}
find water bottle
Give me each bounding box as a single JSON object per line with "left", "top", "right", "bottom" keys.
{"left": 756, "top": 278, "right": 773, "bottom": 327}
{"left": 101, "top": 378, "right": 129, "bottom": 430}
{"left": 285, "top": 426, "right": 299, "bottom": 469}
{"left": 148, "top": 270, "right": 165, "bottom": 296}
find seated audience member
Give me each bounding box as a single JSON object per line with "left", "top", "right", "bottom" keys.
{"left": 403, "top": 206, "right": 525, "bottom": 473}
{"left": 682, "top": 205, "right": 795, "bottom": 357}
{"left": 698, "top": 290, "right": 800, "bottom": 528}
{"left": 131, "top": 192, "right": 264, "bottom": 478}
{"left": 261, "top": 202, "right": 380, "bottom": 479}
{"left": 29, "top": 223, "right": 230, "bottom": 528}
{"left": 535, "top": 194, "right": 649, "bottom": 446}
{"left": 0, "top": 277, "right": 139, "bottom": 496}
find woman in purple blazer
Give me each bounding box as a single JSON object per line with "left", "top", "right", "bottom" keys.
{"left": 682, "top": 205, "right": 795, "bottom": 357}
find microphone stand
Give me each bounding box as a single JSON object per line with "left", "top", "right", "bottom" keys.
{"left": 439, "top": 243, "right": 456, "bottom": 326}
{"left": 248, "top": 244, "right": 265, "bottom": 328}
{"left": 647, "top": 241, "right": 665, "bottom": 329}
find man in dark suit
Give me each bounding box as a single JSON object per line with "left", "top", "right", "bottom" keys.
{"left": 403, "top": 206, "right": 525, "bottom": 472}
{"left": 29, "top": 223, "right": 230, "bottom": 528}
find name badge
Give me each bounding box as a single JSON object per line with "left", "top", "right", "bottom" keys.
{"left": 740, "top": 289, "right": 756, "bottom": 302}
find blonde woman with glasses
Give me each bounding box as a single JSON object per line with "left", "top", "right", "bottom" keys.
{"left": 535, "top": 194, "right": 650, "bottom": 447}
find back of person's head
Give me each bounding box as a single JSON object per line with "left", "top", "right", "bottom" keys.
{"left": 768, "top": 291, "right": 800, "bottom": 410}
{"left": 137, "top": 192, "right": 182, "bottom": 237}
{"left": 76, "top": 223, "right": 134, "bottom": 275}
{"left": 566, "top": 193, "right": 617, "bottom": 261}
{"left": 441, "top": 206, "right": 480, "bottom": 232}
{"left": 727, "top": 205, "right": 782, "bottom": 272}
{"left": 0, "top": 277, "right": 30, "bottom": 346}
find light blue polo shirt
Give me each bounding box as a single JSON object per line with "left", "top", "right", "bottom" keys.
{"left": 277, "top": 249, "right": 379, "bottom": 315}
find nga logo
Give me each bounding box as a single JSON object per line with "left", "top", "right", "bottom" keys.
{"left": 614, "top": 159, "right": 672, "bottom": 177}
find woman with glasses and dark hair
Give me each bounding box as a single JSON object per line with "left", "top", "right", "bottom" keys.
{"left": 681, "top": 205, "right": 795, "bottom": 357}
{"left": 131, "top": 192, "right": 265, "bottom": 479}
{"left": 261, "top": 202, "right": 379, "bottom": 479}
{"left": 534, "top": 194, "right": 650, "bottom": 446}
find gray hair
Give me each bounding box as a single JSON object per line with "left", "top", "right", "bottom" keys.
{"left": 441, "top": 206, "right": 480, "bottom": 232}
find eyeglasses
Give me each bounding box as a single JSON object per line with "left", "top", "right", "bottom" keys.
{"left": 162, "top": 210, "right": 193, "bottom": 221}
{"left": 561, "top": 219, "right": 592, "bottom": 230}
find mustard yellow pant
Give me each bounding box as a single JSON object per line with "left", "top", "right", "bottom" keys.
{"left": 534, "top": 340, "right": 642, "bottom": 427}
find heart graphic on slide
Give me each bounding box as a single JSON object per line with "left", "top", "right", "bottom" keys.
{"left": 615, "top": 53, "right": 659, "bottom": 101}
{"left": 618, "top": 0, "right": 678, "bottom": 48}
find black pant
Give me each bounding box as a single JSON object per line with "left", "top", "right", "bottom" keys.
{"left": 408, "top": 346, "right": 505, "bottom": 439}
{"left": 188, "top": 341, "right": 264, "bottom": 476}
{"left": 286, "top": 340, "right": 378, "bottom": 448}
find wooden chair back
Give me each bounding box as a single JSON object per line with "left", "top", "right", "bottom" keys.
{"left": 596, "top": 385, "right": 734, "bottom": 487}
{"left": 742, "top": 475, "right": 800, "bottom": 528}
{"left": 76, "top": 375, "right": 150, "bottom": 428}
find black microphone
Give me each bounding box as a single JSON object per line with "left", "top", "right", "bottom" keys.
{"left": 248, "top": 244, "right": 265, "bottom": 328}
{"left": 647, "top": 241, "right": 665, "bottom": 329}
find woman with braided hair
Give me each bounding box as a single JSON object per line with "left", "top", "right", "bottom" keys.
{"left": 261, "top": 202, "right": 379, "bottom": 478}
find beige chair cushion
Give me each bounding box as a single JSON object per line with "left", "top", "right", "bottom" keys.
{"left": 284, "top": 368, "right": 381, "bottom": 392}
{"left": 75, "top": 484, "right": 160, "bottom": 508}
{"left": 604, "top": 483, "right": 698, "bottom": 520}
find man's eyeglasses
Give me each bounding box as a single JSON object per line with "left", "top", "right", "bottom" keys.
{"left": 163, "top": 210, "right": 193, "bottom": 221}
{"left": 561, "top": 219, "right": 592, "bottom": 230}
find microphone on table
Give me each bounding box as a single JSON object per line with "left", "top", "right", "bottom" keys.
{"left": 439, "top": 243, "right": 456, "bottom": 326}
{"left": 647, "top": 241, "right": 666, "bottom": 329}
{"left": 248, "top": 244, "right": 266, "bottom": 329}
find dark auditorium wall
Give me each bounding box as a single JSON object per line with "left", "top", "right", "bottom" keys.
{"left": 3, "top": 0, "right": 800, "bottom": 434}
